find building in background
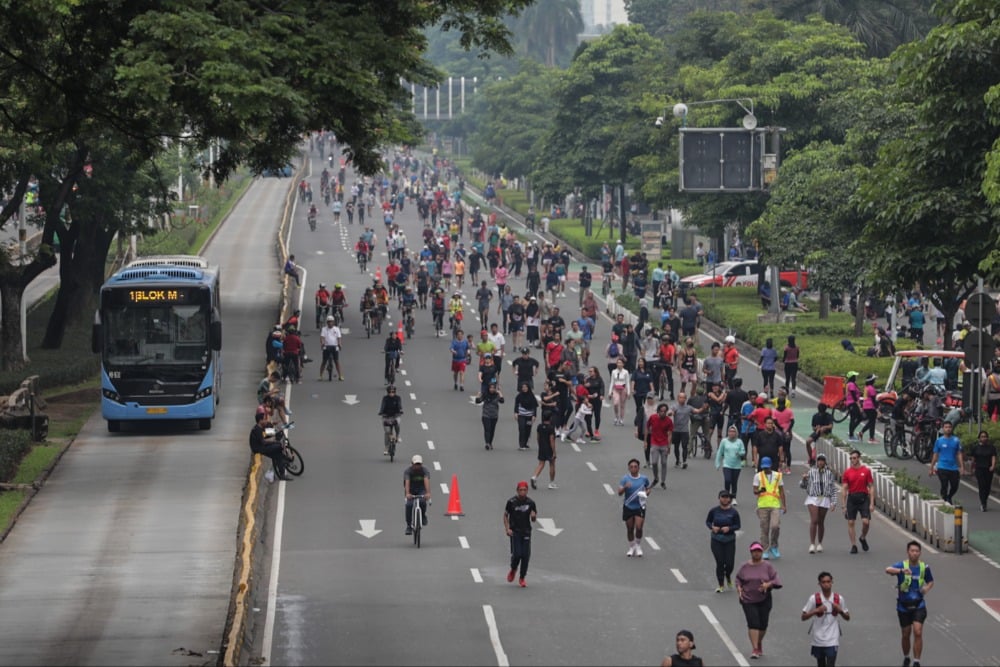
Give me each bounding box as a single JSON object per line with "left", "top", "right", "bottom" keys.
{"left": 580, "top": 0, "right": 628, "bottom": 37}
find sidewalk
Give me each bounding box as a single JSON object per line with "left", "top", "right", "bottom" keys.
{"left": 462, "top": 178, "right": 1000, "bottom": 561}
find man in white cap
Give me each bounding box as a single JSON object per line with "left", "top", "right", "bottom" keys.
{"left": 404, "top": 454, "right": 430, "bottom": 535}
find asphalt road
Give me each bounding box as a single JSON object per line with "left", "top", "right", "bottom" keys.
{"left": 0, "top": 175, "right": 288, "bottom": 665}
{"left": 260, "top": 154, "right": 1000, "bottom": 666}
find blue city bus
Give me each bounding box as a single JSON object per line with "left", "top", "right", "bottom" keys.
{"left": 92, "top": 255, "right": 222, "bottom": 432}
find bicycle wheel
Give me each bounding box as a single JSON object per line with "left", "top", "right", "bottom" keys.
{"left": 284, "top": 445, "right": 304, "bottom": 476}
{"left": 896, "top": 430, "right": 914, "bottom": 460}
{"left": 413, "top": 505, "right": 421, "bottom": 548}
{"left": 883, "top": 425, "right": 896, "bottom": 457}
{"left": 830, "top": 405, "right": 849, "bottom": 423}
{"left": 914, "top": 433, "right": 933, "bottom": 464}
{"left": 388, "top": 435, "right": 396, "bottom": 462}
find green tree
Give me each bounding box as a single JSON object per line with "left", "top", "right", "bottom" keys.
{"left": 508, "top": 0, "right": 583, "bottom": 67}
{"left": 625, "top": 0, "right": 744, "bottom": 38}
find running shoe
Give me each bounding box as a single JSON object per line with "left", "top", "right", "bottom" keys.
{"left": 548, "top": 482, "right": 558, "bottom": 489}
{"left": 507, "top": 569, "right": 515, "bottom": 583}
{"left": 715, "top": 586, "right": 724, "bottom": 593}
{"left": 519, "top": 578, "right": 526, "bottom": 588}
{"left": 770, "top": 547, "right": 781, "bottom": 559}
{"left": 816, "top": 543, "right": 824, "bottom": 552}
{"left": 809, "top": 544, "right": 816, "bottom": 554}
{"left": 627, "top": 544, "right": 636, "bottom": 557}
{"left": 634, "top": 544, "right": 644, "bottom": 557}
{"left": 850, "top": 545, "right": 859, "bottom": 554}
{"left": 860, "top": 537, "right": 869, "bottom": 552}
{"left": 530, "top": 477, "right": 537, "bottom": 490}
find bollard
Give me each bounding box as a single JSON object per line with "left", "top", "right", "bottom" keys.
{"left": 955, "top": 505, "right": 963, "bottom": 554}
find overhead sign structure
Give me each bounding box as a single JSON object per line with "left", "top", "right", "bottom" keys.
{"left": 678, "top": 128, "right": 781, "bottom": 192}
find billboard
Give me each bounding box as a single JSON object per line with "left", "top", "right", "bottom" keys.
{"left": 679, "top": 128, "right": 767, "bottom": 192}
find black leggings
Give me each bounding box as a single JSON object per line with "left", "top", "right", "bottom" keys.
{"left": 591, "top": 397, "right": 603, "bottom": 431}
{"left": 482, "top": 417, "right": 498, "bottom": 446}
{"left": 784, "top": 362, "right": 798, "bottom": 391}
{"left": 863, "top": 408, "right": 877, "bottom": 439}
{"left": 975, "top": 467, "right": 994, "bottom": 508}
{"left": 847, "top": 403, "right": 863, "bottom": 437}
{"left": 517, "top": 416, "right": 533, "bottom": 448}
{"left": 510, "top": 532, "right": 531, "bottom": 577}
{"left": 710, "top": 539, "right": 736, "bottom": 586}
{"left": 938, "top": 468, "right": 960, "bottom": 504}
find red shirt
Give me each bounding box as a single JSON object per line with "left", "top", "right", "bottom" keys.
{"left": 724, "top": 346, "right": 739, "bottom": 370}
{"left": 842, "top": 465, "right": 873, "bottom": 495}
{"left": 750, "top": 406, "right": 773, "bottom": 430}
{"left": 647, "top": 414, "right": 674, "bottom": 446}
{"left": 546, "top": 342, "right": 564, "bottom": 369}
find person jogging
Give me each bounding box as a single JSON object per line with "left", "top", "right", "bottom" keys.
{"left": 504, "top": 481, "right": 538, "bottom": 587}
{"left": 886, "top": 541, "right": 934, "bottom": 667}
{"left": 801, "top": 571, "right": 850, "bottom": 667}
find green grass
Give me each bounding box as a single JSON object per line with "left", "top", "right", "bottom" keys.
{"left": 12, "top": 444, "right": 61, "bottom": 484}
{"left": 0, "top": 489, "right": 27, "bottom": 519}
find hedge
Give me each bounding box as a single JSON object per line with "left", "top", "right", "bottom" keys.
{"left": 0, "top": 429, "right": 33, "bottom": 482}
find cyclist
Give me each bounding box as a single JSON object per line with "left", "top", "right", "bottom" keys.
{"left": 448, "top": 291, "right": 464, "bottom": 337}
{"left": 373, "top": 280, "right": 390, "bottom": 326}
{"left": 401, "top": 285, "right": 417, "bottom": 330}
{"left": 315, "top": 282, "right": 331, "bottom": 329}
{"left": 431, "top": 288, "right": 446, "bottom": 336}
{"left": 378, "top": 384, "right": 403, "bottom": 455}
{"left": 355, "top": 237, "right": 369, "bottom": 268}
{"left": 307, "top": 203, "right": 318, "bottom": 228}
{"left": 403, "top": 453, "right": 430, "bottom": 535}
{"left": 329, "top": 283, "right": 347, "bottom": 323}
{"left": 384, "top": 330, "right": 403, "bottom": 383}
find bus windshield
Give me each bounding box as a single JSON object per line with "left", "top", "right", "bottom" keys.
{"left": 103, "top": 304, "right": 209, "bottom": 366}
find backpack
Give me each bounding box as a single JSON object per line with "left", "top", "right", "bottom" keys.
{"left": 815, "top": 592, "right": 842, "bottom": 616}
{"left": 608, "top": 342, "right": 620, "bottom": 357}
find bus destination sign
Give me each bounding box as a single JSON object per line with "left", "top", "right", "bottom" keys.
{"left": 128, "top": 289, "right": 189, "bottom": 304}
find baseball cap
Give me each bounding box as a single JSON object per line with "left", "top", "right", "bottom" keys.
{"left": 756, "top": 396, "right": 765, "bottom": 405}
{"left": 760, "top": 456, "right": 772, "bottom": 468}
{"left": 326, "top": 315, "right": 335, "bottom": 321}
{"left": 816, "top": 453, "right": 827, "bottom": 461}
{"left": 718, "top": 489, "right": 733, "bottom": 498}
{"left": 521, "top": 347, "right": 530, "bottom": 354}
{"left": 749, "top": 542, "right": 764, "bottom": 552}
{"left": 516, "top": 480, "right": 529, "bottom": 490}
{"left": 411, "top": 454, "right": 423, "bottom": 464}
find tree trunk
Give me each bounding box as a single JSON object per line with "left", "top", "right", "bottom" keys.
{"left": 0, "top": 281, "right": 27, "bottom": 371}
{"left": 853, "top": 292, "right": 865, "bottom": 337}
{"left": 41, "top": 218, "right": 115, "bottom": 349}
{"left": 819, "top": 290, "right": 829, "bottom": 319}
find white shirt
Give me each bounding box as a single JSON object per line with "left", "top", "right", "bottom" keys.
{"left": 320, "top": 325, "right": 343, "bottom": 347}
{"left": 610, "top": 369, "right": 631, "bottom": 395}
{"left": 803, "top": 592, "right": 847, "bottom": 647}
{"left": 489, "top": 332, "right": 506, "bottom": 357}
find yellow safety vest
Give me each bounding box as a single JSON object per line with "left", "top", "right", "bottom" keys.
{"left": 756, "top": 471, "right": 782, "bottom": 509}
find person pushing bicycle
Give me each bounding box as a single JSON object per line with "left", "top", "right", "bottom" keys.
{"left": 404, "top": 454, "right": 430, "bottom": 535}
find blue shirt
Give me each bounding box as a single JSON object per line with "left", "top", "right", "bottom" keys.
{"left": 893, "top": 560, "right": 933, "bottom": 611}
{"left": 933, "top": 435, "right": 962, "bottom": 471}
{"left": 450, "top": 338, "right": 470, "bottom": 362}
{"left": 760, "top": 348, "right": 778, "bottom": 372}
{"left": 620, "top": 473, "right": 650, "bottom": 510}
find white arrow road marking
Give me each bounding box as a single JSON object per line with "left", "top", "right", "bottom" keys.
{"left": 645, "top": 537, "right": 661, "bottom": 551}
{"left": 427, "top": 440, "right": 435, "bottom": 450}
{"left": 342, "top": 394, "right": 360, "bottom": 405}
{"left": 535, "top": 517, "right": 563, "bottom": 537}
{"left": 603, "top": 483, "right": 615, "bottom": 495}
{"left": 470, "top": 568, "right": 483, "bottom": 583}
{"left": 355, "top": 520, "right": 382, "bottom": 539}
{"left": 459, "top": 536, "right": 470, "bottom": 549}
{"left": 670, "top": 568, "right": 687, "bottom": 583}
{"left": 440, "top": 482, "right": 450, "bottom": 495}
{"left": 586, "top": 462, "right": 597, "bottom": 471}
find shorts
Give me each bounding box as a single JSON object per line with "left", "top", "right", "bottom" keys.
{"left": 509, "top": 321, "right": 524, "bottom": 332}
{"left": 680, "top": 369, "right": 698, "bottom": 383}
{"left": 451, "top": 360, "right": 467, "bottom": 373}
{"left": 741, "top": 596, "right": 773, "bottom": 630}
{"left": 845, "top": 493, "right": 871, "bottom": 520}
{"left": 897, "top": 606, "right": 927, "bottom": 627}
{"left": 811, "top": 646, "right": 839, "bottom": 660}
{"left": 622, "top": 505, "right": 646, "bottom": 521}
{"left": 709, "top": 412, "right": 724, "bottom": 430}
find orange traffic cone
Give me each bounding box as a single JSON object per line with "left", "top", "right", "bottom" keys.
{"left": 397, "top": 319, "right": 404, "bottom": 342}
{"left": 374, "top": 266, "right": 382, "bottom": 282}
{"left": 445, "top": 474, "right": 465, "bottom": 516}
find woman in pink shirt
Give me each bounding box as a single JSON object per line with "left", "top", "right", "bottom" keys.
{"left": 861, "top": 373, "right": 879, "bottom": 444}
{"left": 845, "top": 371, "right": 862, "bottom": 442}
{"left": 494, "top": 264, "right": 508, "bottom": 300}
{"left": 772, "top": 399, "right": 795, "bottom": 473}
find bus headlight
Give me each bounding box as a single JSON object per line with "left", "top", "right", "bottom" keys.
{"left": 195, "top": 387, "right": 213, "bottom": 400}
{"left": 102, "top": 389, "right": 123, "bottom": 403}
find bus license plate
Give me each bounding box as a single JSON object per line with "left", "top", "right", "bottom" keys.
{"left": 146, "top": 407, "right": 168, "bottom": 414}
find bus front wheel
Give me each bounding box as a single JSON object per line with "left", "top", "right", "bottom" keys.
{"left": 107, "top": 420, "right": 121, "bottom": 433}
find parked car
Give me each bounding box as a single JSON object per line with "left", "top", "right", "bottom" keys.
{"left": 680, "top": 260, "right": 808, "bottom": 290}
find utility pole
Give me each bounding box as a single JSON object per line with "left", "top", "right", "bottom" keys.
{"left": 619, "top": 183, "right": 627, "bottom": 245}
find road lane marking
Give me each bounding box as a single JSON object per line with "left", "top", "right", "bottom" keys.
{"left": 603, "top": 483, "right": 615, "bottom": 495}
{"left": 440, "top": 482, "right": 450, "bottom": 495}
{"left": 471, "top": 568, "right": 483, "bottom": 583}
{"left": 400, "top": 369, "right": 407, "bottom": 376}
{"left": 261, "top": 475, "right": 287, "bottom": 663}
{"left": 433, "top": 461, "right": 442, "bottom": 471}
{"left": 414, "top": 407, "right": 422, "bottom": 415}
{"left": 700, "top": 604, "right": 749, "bottom": 666}
{"left": 586, "top": 461, "right": 597, "bottom": 471}
{"left": 670, "top": 568, "right": 686, "bottom": 583}
{"left": 410, "top": 392, "right": 417, "bottom": 400}
{"left": 645, "top": 537, "right": 661, "bottom": 551}
{"left": 973, "top": 598, "right": 1000, "bottom": 624}
{"left": 570, "top": 442, "right": 581, "bottom": 452}
{"left": 404, "top": 379, "right": 412, "bottom": 386}
{"left": 459, "top": 536, "right": 470, "bottom": 549}
{"left": 483, "top": 605, "right": 510, "bottom": 667}
{"left": 421, "top": 422, "right": 429, "bottom": 430}
{"left": 427, "top": 440, "right": 435, "bottom": 450}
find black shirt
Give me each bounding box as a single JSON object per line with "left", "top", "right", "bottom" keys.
{"left": 811, "top": 411, "right": 834, "bottom": 433}
{"left": 547, "top": 315, "right": 566, "bottom": 337}
{"left": 404, "top": 464, "right": 429, "bottom": 494}
{"left": 753, "top": 430, "right": 783, "bottom": 462}
{"left": 505, "top": 495, "right": 538, "bottom": 533}
{"left": 578, "top": 270, "right": 592, "bottom": 288}
{"left": 971, "top": 443, "right": 998, "bottom": 469}
{"left": 727, "top": 388, "right": 748, "bottom": 415}
{"left": 379, "top": 395, "right": 403, "bottom": 417}
{"left": 512, "top": 355, "right": 539, "bottom": 382}
{"left": 249, "top": 424, "right": 270, "bottom": 454}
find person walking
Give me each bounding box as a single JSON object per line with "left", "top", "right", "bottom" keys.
{"left": 841, "top": 449, "right": 874, "bottom": 553}
{"left": 801, "top": 571, "right": 850, "bottom": 667}
{"left": 970, "top": 430, "right": 997, "bottom": 511}
{"left": 886, "top": 541, "right": 934, "bottom": 667}
{"left": 759, "top": 338, "right": 778, "bottom": 396}
{"left": 618, "top": 458, "right": 653, "bottom": 557}
{"left": 514, "top": 382, "right": 538, "bottom": 451}
{"left": 583, "top": 366, "right": 605, "bottom": 438}
{"left": 782, "top": 335, "right": 800, "bottom": 398}
{"left": 716, "top": 425, "right": 746, "bottom": 503}
{"left": 861, "top": 374, "right": 879, "bottom": 444}
{"left": 530, "top": 412, "right": 557, "bottom": 490}
{"left": 753, "top": 457, "right": 785, "bottom": 560}
{"left": 735, "top": 542, "right": 783, "bottom": 659}
{"left": 707, "top": 489, "right": 741, "bottom": 592}
{"left": 647, "top": 402, "right": 674, "bottom": 490}
{"left": 503, "top": 481, "right": 538, "bottom": 587}
{"left": 475, "top": 382, "right": 504, "bottom": 450}
{"left": 844, "top": 371, "right": 862, "bottom": 442}
{"left": 608, "top": 357, "right": 631, "bottom": 426}
{"left": 803, "top": 453, "right": 839, "bottom": 553}
{"left": 929, "top": 420, "right": 965, "bottom": 504}
{"left": 660, "top": 630, "right": 704, "bottom": 667}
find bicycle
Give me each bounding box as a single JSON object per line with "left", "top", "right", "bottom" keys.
{"left": 330, "top": 304, "right": 344, "bottom": 326}
{"left": 308, "top": 212, "right": 317, "bottom": 231}
{"left": 358, "top": 252, "right": 368, "bottom": 272}
{"left": 601, "top": 272, "right": 612, "bottom": 297}
{"left": 363, "top": 309, "right": 374, "bottom": 338}
{"left": 409, "top": 493, "right": 430, "bottom": 548}
{"left": 383, "top": 417, "right": 399, "bottom": 462}
{"left": 386, "top": 354, "right": 398, "bottom": 386}
{"left": 265, "top": 424, "right": 305, "bottom": 477}
{"left": 692, "top": 425, "right": 712, "bottom": 459}
{"left": 432, "top": 310, "right": 445, "bottom": 336}
{"left": 882, "top": 421, "right": 913, "bottom": 459}
{"left": 315, "top": 304, "right": 330, "bottom": 330}
{"left": 912, "top": 418, "right": 940, "bottom": 464}
{"left": 404, "top": 309, "right": 415, "bottom": 339}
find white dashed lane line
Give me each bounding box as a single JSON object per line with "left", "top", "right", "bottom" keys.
{"left": 409, "top": 392, "right": 417, "bottom": 400}
{"left": 414, "top": 407, "right": 422, "bottom": 415}
{"left": 439, "top": 482, "right": 450, "bottom": 495}
{"left": 670, "top": 568, "right": 686, "bottom": 583}
{"left": 459, "top": 536, "right": 470, "bottom": 549}
{"left": 586, "top": 462, "right": 598, "bottom": 471}
{"left": 645, "top": 537, "right": 661, "bottom": 551}
{"left": 427, "top": 440, "right": 435, "bottom": 450}
{"left": 433, "top": 461, "right": 442, "bottom": 471}
{"left": 603, "top": 483, "right": 615, "bottom": 495}
{"left": 420, "top": 421, "right": 428, "bottom": 430}
{"left": 470, "top": 568, "right": 483, "bottom": 583}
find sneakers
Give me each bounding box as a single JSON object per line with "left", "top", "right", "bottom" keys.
{"left": 634, "top": 544, "right": 644, "bottom": 557}
{"left": 530, "top": 477, "right": 537, "bottom": 490}
{"left": 339, "top": 375, "right": 344, "bottom": 381}
{"left": 454, "top": 382, "right": 458, "bottom": 390}
{"left": 507, "top": 569, "right": 516, "bottom": 583}
{"left": 405, "top": 526, "right": 413, "bottom": 535}
{"left": 809, "top": 543, "right": 816, "bottom": 554}
{"left": 460, "top": 385, "right": 464, "bottom": 392}
{"left": 860, "top": 536, "right": 869, "bottom": 552}
{"left": 848, "top": 435, "right": 859, "bottom": 442}
{"left": 627, "top": 544, "right": 636, "bottom": 557}
{"left": 816, "top": 543, "right": 823, "bottom": 552}
{"left": 422, "top": 515, "right": 428, "bottom": 527}
{"left": 762, "top": 549, "right": 770, "bottom": 560}
{"left": 715, "top": 585, "right": 725, "bottom": 593}
{"left": 652, "top": 478, "right": 659, "bottom": 487}
{"left": 594, "top": 430, "right": 601, "bottom": 438}
{"left": 726, "top": 576, "right": 734, "bottom": 589}
{"left": 750, "top": 650, "right": 761, "bottom": 659}
{"left": 548, "top": 482, "right": 558, "bottom": 489}
{"left": 519, "top": 578, "right": 526, "bottom": 588}
{"left": 575, "top": 438, "right": 587, "bottom": 445}
{"left": 902, "top": 658, "right": 910, "bottom": 667}
{"left": 660, "top": 482, "right": 666, "bottom": 489}
{"left": 769, "top": 547, "right": 781, "bottom": 559}
{"left": 850, "top": 545, "right": 859, "bottom": 554}
{"left": 682, "top": 462, "right": 688, "bottom": 469}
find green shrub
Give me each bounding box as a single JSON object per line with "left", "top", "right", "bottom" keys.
{"left": 0, "top": 429, "right": 33, "bottom": 482}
